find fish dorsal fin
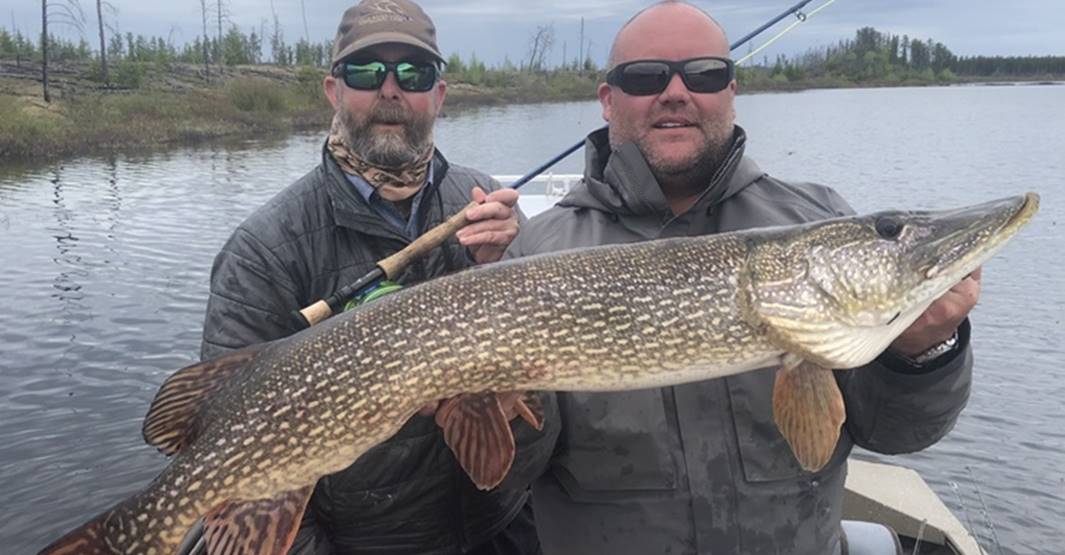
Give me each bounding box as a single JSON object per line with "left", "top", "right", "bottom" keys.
{"left": 203, "top": 486, "right": 313, "bottom": 555}
{"left": 435, "top": 393, "right": 517, "bottom": 490}
{"left": 772, "top": 358, "right": 846, "bottom": 472}
{"left": 142, "top": 345, "right": 265, "bottom": 455}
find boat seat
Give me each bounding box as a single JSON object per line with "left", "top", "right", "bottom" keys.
{"left": 841, "top": 520, "right": 904, "bottom": 555}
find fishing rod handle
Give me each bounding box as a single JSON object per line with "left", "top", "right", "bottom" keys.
{"left": 378, "top": 200, "right": 479, "bottom": 279}
{"left": 299, "top": 299, "right": 335, "bottom": 327}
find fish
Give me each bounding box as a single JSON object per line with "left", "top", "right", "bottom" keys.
{"left": 39, "top": 192, "right": 1038, "bottom": 555}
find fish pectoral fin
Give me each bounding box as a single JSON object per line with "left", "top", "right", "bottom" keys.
{"left": 771, "top": 360, "right": 847, "bottom": 472}
{"left": 143, "top": 344, "right": 267, "bottom": 455}
{"left": 203, "top": 485, "right": 313, "bottom": 555}
{"left": 498, "top": 391, "right": 545, "bottom": 431}
{"left": 435, "top": 393, "right": 516, "bottom": 490}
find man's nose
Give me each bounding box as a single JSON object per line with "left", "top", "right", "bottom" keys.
{"left": 658, "top": 72, "right": 689, "bottom": 104}
{"left": 378, "top": 70, "right": 402, "bottom": 98}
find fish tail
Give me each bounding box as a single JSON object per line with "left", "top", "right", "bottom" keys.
{"left": 38, "top": 494, "right": 174, "bottom": 555}
{"left": 37, "top": 508, "right": 116, "bottom": 555}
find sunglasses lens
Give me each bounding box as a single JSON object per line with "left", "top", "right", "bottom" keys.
{"left": 682, "top": 58, "right": 731, "bottom": 93}
{"left": 342, "top": 62, "right": 387, "bottom": 90}
{"left": 395, "top": 62, "right": 438, "bottom": 92}
{"left": 617, "top": 62, "right": 673, "bottom": 95}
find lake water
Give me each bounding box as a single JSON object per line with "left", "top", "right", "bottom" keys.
{"left": 1, "top": 84, "right": 1062, "bottom": 554}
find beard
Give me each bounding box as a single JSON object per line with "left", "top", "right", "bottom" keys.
{"left": 339, "top": 101, "right": 434, "bottom": 168}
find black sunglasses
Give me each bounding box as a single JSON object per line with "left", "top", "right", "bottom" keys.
{"left": 606, "top": 57, "right": 735, "bottom": 96}
{"left": 332, "top": 60, "right": 440, "bottom": 93}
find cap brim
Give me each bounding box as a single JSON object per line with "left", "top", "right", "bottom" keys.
{"left": 333, "top": 31, "right": 445, "bottom": 65}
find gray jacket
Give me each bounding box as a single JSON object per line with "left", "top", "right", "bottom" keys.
{"left": 201, "top": 145, "right": 558, "bottom": 554}
{"left": 505, "top": 127, "right": 972, "bottom": 555}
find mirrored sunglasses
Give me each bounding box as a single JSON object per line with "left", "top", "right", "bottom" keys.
{"left": 332, "top": 60, "right": 439, "bottom": 93}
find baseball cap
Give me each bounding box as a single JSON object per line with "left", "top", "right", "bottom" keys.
{"left": 331, "top": 0, "right": 445, "bottom": 66}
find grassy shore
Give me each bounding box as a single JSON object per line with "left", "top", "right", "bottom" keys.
{"left": 2, "top": 59, "right": 1061, "bottom": 162}
{"left": 0, "top": 60, "right": 606, "bottom": 161}
{"left": 0, "top": 61, "right": 337, "bottom": 160}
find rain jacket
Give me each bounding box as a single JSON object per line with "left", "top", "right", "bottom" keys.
{"left": 201, "top": 144, "right": 559, "bottom": 555}
{"left": 504, "top": 127, "right": 972, "bottom": 555}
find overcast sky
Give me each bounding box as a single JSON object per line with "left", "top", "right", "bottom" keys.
{"left": 9, "top": 0, "right": 1065, "bottom": 65}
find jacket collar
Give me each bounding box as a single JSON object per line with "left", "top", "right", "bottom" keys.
{"left": 321, "top": 141, "right": 451, "bottom": 240}
{"left": 560, "top": 125, "right": 763, "bottom": 222}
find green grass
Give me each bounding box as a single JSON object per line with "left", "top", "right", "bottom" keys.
{"left": 0, "top": 70, "right": 333, "bottom": 161}
{"left": 0, "top": 96, "right": 63, "bottom": 159}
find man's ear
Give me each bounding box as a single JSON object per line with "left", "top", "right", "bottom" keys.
{"left": 598, "top": 82, "right": 613, "bottom": 123}
{"left": 324, "top": 74, "right": 341, "bottom": 110}
{"left": 434, "top": 78, "right": 447, "bottom": 109}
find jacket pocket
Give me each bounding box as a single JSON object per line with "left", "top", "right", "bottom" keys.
{"left": 551, "top": 389, "right": 679, "bottom": 498}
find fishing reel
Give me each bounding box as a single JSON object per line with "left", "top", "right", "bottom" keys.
{"left": 343, "top": 280, "right": 404, "bottom": 311}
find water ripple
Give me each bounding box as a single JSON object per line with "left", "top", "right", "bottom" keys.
{"left": 2, "top": 87, "right": 1064, "bottom": 554}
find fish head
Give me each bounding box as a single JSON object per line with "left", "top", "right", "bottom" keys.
{"left": 744, "top": 193, "right": 1039, "bottom": 368}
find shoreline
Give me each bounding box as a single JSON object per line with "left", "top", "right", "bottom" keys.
{"left": 2, "top": 60, "right": 1062, "bottom": 163}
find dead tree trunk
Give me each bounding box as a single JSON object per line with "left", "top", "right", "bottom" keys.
{"left": 41, "top": 0, "right": 50, "bottom": 102}
{"left": 200, "top": 0, "right": 209, "bottom": 81}
{"left": 96, "top": 0, "right": 108, "bottom": 85}
{"left": 215, "top": 0, "right": 223, "bottom": 69}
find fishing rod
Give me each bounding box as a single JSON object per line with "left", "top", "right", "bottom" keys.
{"left": 295, "top": 0, "right": 834, "bottom": 328}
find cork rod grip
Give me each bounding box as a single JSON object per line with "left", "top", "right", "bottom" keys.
{"left": 378, "top": 200, "right": 478, "bottom": 279}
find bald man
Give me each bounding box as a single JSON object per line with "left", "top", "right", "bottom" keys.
{"left": 505, "top": 2, "right": 977, "bottom": 553}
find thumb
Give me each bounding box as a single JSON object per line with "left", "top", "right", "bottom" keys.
{"left": 471, "top": 186, "right": 487, "bottom": 204}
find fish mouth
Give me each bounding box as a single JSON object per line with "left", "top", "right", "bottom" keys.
{"left": 923, "top": 192, "right": 1039, "bottom": 281}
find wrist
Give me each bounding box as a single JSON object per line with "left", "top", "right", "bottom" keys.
{"left": 894, "top": 330, "right": 960, "bottom": 367}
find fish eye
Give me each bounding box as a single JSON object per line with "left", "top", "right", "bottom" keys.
{"left": 875, "top": 217, "right": 903, "bottom": 239}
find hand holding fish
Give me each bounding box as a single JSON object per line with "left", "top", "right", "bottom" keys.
{"left": 889, "top": 268, "right": 982, "bottom": 357}
{"left": 457, "top": 186, "right": 520, "bottom": 264}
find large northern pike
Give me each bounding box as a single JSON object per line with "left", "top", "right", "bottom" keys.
{"left": 41, "top": 193, "right": 1038, "bottom": 555}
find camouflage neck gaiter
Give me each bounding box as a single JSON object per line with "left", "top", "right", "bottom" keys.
{"left": 326, "top": 114, "right": 434, "bottom": 202}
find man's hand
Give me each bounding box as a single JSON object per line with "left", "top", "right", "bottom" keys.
{"left": 456, "top": 187, "right": 519, "bottom": 264}
{"left": 889, "top": 268, "right": 982, "bottom": 357}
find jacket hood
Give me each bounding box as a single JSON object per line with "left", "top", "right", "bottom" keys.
{"left": 558, "top": 125, "right": 764, "bottom": 219}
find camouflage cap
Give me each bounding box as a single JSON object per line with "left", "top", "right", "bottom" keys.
{"left": 331, "top": 0, "right": 445, "bottom": 65}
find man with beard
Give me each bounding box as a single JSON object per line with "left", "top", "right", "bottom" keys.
{"left": 506, "top": 2, "right": 977, "bottom": 554}
{"left": 199, "top": 1, "right": 557, "bottom": 554}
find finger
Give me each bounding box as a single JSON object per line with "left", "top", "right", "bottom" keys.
{"left": 459, "top": 230, "right": 518, "bottom": 248}
{"left": 466, "top": 201, "right": 517, "bottom": 223}
{"left": 968, "top": 266, "right": 983, "bottom": 283}
{"left": 457, "top": 217, "right": 518, "bottom": 238}
{"left": 471, "top": 187, "right": 487, "bottom": 204}
{"left": 945, "top": 278, "right": 980, "bottom": 308}
{"left": 918, "top": 291, "right": 974, "bottom": 329}
{"left": 483, "top": 188, "right": 519, "bottom": 207}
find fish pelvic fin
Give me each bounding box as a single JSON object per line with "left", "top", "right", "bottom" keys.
{"left": 143, "top": 344, "right": 267, "bottom": 455}
{"left": 435, "top": 393, "right": 517, "bottom": 490}
{"left": 772, "top": 359, "right": 846, "bottom": 472}
{"left": 500, "top": 391, "right": 545, "bottom": 431}
{"left": 203, "top": 485, "right": 314, "bottom": 555}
